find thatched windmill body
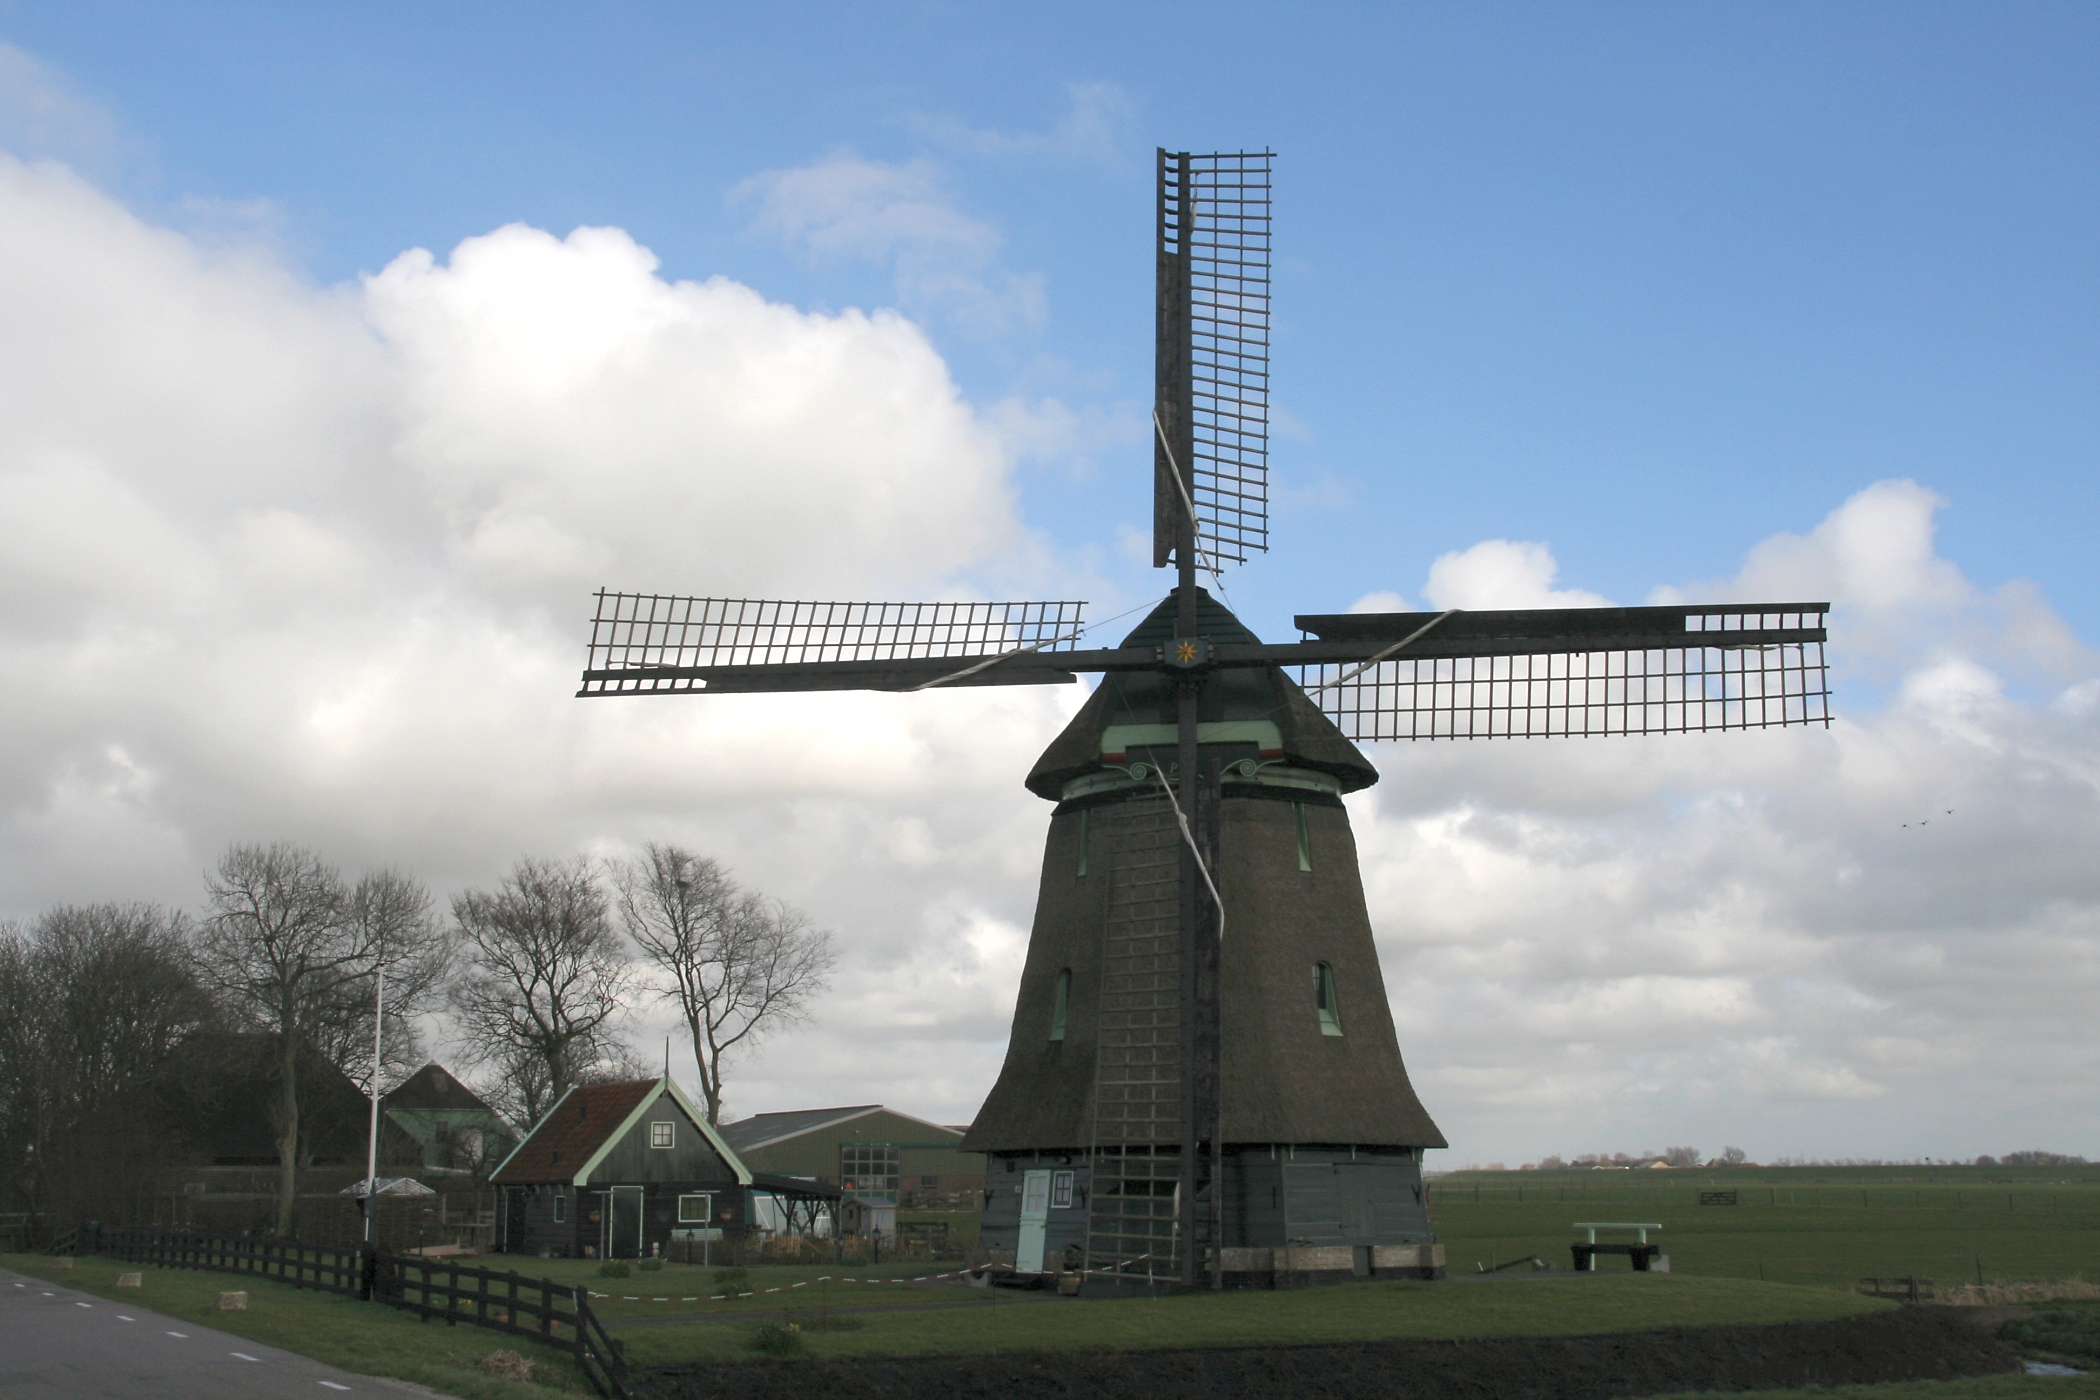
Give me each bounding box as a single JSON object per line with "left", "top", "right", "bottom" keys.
{"left": 578, "top": 150, "right": 1830, "bottom": 1290}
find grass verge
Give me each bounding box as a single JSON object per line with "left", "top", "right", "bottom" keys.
{"left": 1, "top": 1252, "right": 586, "bottom": 1398}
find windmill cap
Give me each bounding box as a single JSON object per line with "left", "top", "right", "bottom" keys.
{"left": 1025, "top": 588, "right": 1380, "bottom": 801}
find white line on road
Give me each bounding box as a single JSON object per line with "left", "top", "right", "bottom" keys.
{"left": 118, "top": 1315, "right": 135, "bottom": 1321}
{"left": 166, "top": 1330, "right": 187, "bottom": 1338}
{"left": 231, "top": 1352, "right": 259, "bottom": 1361}
{"left": 75, "top": 1301, "right": 91, "bottom": 1308}
{"left": 319, "top": 1383, "right": 351, "bottom": 1391}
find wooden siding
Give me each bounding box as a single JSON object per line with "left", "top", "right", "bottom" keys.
{"left": 736, "top": 1109, "right": 984, "bottom": 1188}
{"left": 966, "top": 792, "right": 1445, "bottom": 1153}
{"left": 589, "top": 1096, "right": 734, "bottom": 1185}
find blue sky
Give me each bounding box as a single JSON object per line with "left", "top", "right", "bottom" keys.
{"left": 3, "top": 4, "right": 2098, "bottom": 1160}
{"left": 7, "top": 1, "right": 2094, "bottom": 646}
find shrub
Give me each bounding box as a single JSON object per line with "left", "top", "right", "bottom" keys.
{"left": 597, "top": 1260, "right": 631, "bottom": 1279}
{"left": 749, "top": 1321, "right": 805, "bottom": 1356}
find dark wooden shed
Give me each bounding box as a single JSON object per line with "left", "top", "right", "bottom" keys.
{"left": 490, "top": 1077, "right": 752, "bottom": 1260}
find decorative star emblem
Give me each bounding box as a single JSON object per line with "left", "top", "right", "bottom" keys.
{"left": 1175, "top": 640, "right": 1199, "bottom": 665}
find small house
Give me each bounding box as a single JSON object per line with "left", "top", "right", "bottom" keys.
{"left": 490, "top": 1077, "right": 838, "bottom": 1260}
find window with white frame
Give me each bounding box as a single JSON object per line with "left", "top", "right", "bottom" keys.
{"left": 678, "top": 1193, "right": 712, "bottom": 1224}
{"left": 650, "top": 1121, "right": 675, "bottom": 1149}
{"left": 1051, "top": 1170, "right": 1075, "bottom": 1209}
{"left": 552, "top": 1191, "right": 566, "bottom": 1223}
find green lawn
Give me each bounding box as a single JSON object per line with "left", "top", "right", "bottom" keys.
{"left": 1428, "top": 1165, "right": 2100, "bottom": 1291}
{"left": 1, "top": 1252, "right": 584, "bottom": 1398}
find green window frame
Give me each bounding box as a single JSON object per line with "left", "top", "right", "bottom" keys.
{"left": 1315, "top": 961, "right": 1343, "bottom": 1036}
{"left": 1050, "top": 968, "right": 1072, "bottom": 1041}
{"left": 677, "top": 1192, "right": 712, "bottom": 1223}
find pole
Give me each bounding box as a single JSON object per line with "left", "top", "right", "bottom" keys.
{"left": 363, "top": 958, "right": 385, "bottom": 1244}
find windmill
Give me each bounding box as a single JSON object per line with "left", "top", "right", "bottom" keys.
{"left": 577, "top": 149, "right": 1830, "bottom": 1291}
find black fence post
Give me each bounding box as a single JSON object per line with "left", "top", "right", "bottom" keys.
{"left": 359, "top": 1243, "right": 376, "bottom": 1302}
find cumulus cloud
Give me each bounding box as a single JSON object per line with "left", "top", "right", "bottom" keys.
{"left": 1353, "top": 484, "right": 2100, "bottom": 1163}
{"left": 734, "top": 151, "right": 1044, "bottom": 337}
{"left": 0, "top": 149, "right": 1083, "bottom": 1121}
{"left": 4, "top": 139, "right": 2097, "bottom": 1160}
{"left": 1422, "top": 538, "right": 1615, "bottom": 611}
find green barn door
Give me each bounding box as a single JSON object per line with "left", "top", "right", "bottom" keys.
{"left": 1016, "top": 1171, "right": 1052, "bottom": 1272}
{"left": 610, "top": 1186, "right": 645, "bottom": 1259}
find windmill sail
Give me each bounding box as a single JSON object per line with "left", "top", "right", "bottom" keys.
{"left": 578, "top": 592, "right": 1087, "bottom": 694}
{"left": 1155, "top": 149, "right": 1273, "bottom": 571}
{"left": 1293, "top": 604, "right": 1831, "bottom": 741}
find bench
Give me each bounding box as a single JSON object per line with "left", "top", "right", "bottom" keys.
{"left": 1571, "top": 1222, "right": 1664, "bottom": 1272}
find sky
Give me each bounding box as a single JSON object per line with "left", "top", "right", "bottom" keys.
{"left": 0, "top": 2, "right": 2094, "bottom": 1168}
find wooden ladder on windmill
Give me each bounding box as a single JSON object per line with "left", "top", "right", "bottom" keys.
{"left": 1083, "top": 797, "right": 1192, "bottom": 1283}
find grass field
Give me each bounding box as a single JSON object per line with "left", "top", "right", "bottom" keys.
{"left": 1427, "top": 1164, "right": 2100, "bottom": 1290}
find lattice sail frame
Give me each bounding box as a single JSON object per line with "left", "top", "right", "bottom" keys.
{"left": 1156, "top": 149, "right": 1272, "bottom": 569}
{"left": 1298, "top": 609, "right": 1832, "bottom": 741}
{"left": 580, "top": 592, "right": 1086, "bottom": 696}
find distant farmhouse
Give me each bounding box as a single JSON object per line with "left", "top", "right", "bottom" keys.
{"left": 719, "top": 1105, "right": 984, "bottom": 1240}
{"left": 381, "top": 1064, "right": 515, "bottom": 1176}
{"left": 491, "top": 1077, "right": 838, "bottom": 1260}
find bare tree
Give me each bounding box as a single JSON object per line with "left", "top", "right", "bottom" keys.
{"left": 195, "top": 843, "right": 381, "bottom": 1235}
{"left": 0, "top": 904, "right": 216, "bottom": 1238}
{"left": 615, "top": 843, "right": 836, "bottom": 1124}
{"left": 449, "top": 857, "right": 634, "bottom": 1128}
{"left": 309, "top": 869, "right": 452, "bottom": 1097}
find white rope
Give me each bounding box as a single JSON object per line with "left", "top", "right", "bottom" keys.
{"left": 1153, "top": 411, "right": 1224, "bottom": 583}
{"left": 904, "top": 627, "right": 1087, "bottom": 692}
{"left": 1299, "top": 608, "right": 1461, "bottom": 696}
{"left": 1151, "top": 766, "right": 1226, "bottom": 945}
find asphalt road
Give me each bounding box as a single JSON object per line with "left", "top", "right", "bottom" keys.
{"left": 0, "top": 1267, "right": 433, "bottom": 1399}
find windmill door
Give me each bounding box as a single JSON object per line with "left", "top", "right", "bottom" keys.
{"left": 1016, "top": 1171, "right": 1052, "bottom": 1272}
{"left": 607, "top": 1185, "right": 645, "bottom": 1259}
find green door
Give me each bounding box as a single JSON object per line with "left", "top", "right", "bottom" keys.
{"left": 610, "top": 1186, "right": 645, "bottom": 1259}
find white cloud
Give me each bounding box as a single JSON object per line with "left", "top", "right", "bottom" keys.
{"left": 1422, "top": 538, "right": 1614, "bottom": 610}
{"left": 5, "top": 138, "right": 2099, "bottom": 1164}
{"left": 0, "top": 149, "right": 1084, "bottom": 1125}
{"left": 1353, "top": 484, "right": 2100, "bottom": 1163}
{"left": 733, "top": 151, "right": 1044, "bottom": 337}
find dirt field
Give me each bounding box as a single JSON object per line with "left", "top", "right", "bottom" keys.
{"left": 646, "top": 1304, "right": 2022, "bottom": 1399}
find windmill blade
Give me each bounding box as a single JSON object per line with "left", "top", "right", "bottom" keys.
{"left": 1155, "top": 149, "right": 1272, "bottom": 571}
{"left": 579, "top": 592, "right": 1088, "bottom": 696}
{"left": 1292, "top": 603, "right": 1831, "bottom": 740}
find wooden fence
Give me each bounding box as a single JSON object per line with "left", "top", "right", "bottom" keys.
{"left": 64, "top": 1226, "right": 628, "bottom": 1399}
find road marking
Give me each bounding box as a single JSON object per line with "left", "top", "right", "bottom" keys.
{"left": 76, "top": 1301, "right": 93, "bottom": 1307}
{"left": 319, "top": 1382, "right": 352, "bottom": 1391}
{"left": 166, "top": 1331, "right": 188, "bottom": 1338}
{"left": 118, "top": 1315, "right": 135, "bottom": 1321}
{"left": 40, "top": 1291, "right": 53, "bottom": 1296}
{"left": 231, "top": 1352, "right": 260, "bottom": 1361}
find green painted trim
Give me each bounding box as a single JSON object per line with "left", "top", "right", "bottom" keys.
{"left": 574, "top": 1078, "right": 754, "bottom": 1187}
{"left": 1100, "top": 720, "right": 1283, "bottom": 755}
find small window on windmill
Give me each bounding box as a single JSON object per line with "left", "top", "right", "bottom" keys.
{"left": 1051, "top": 1171, "right": 1075, "bottom": 1208}
{"left": 1314, "top": 962, "right": 1343, "bottom": 1036}
{"left": 1294, "top": 802, "right": 1313, "bottom": 872}
{"left": 1050, "top": 968, "right": 1072, "bottom": 1041}
{"left": 1076, "top": 809, "right": 1090, "bottom": 879}
{"left": 650, "top": 1121, "right": 675, "bottom": 1149}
